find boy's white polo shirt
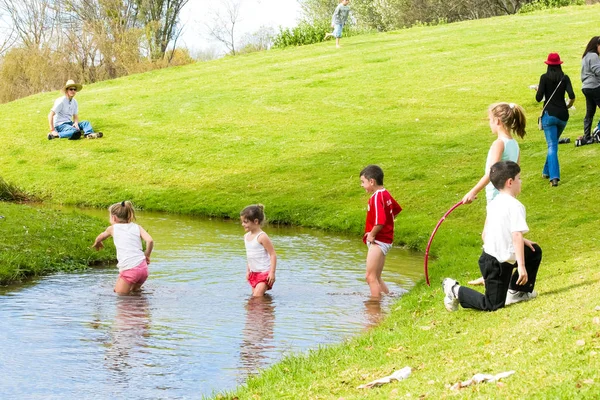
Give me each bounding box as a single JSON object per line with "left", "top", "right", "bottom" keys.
{"left": 483, "top": 192, "right": 529, "bottom": 263}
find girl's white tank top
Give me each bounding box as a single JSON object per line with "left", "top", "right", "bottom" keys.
{"left": 244, "top": 231, "right": 271, "bottom": 273}
{"left": 113, "top": 223, "right": 145, "bottom": 272}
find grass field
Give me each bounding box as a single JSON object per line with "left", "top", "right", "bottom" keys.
{"left": 0, "top": 202, "right": 115, "bottom": 283}
{"left": 1, "top": 4, "right": 600, "bottom": 398}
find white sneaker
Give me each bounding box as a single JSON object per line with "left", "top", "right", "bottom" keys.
{"left": 505, "top": 290, "right": 538, "bottom": 306}
{"left": 442, "top": 278, "right": 459, "bottom": 312}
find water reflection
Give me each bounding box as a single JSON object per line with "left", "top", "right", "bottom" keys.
{"left": 105, "top": 295, "right": 151, "bottom": 379}
{"left": 239, "top": 295, "right": 276, "bottom": 378}
{"left": 364, "top": 298, "right": 384, "bottom": 327}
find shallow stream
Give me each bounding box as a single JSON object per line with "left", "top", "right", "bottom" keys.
{"left": 0, "top": 210, "right": 422, "bottom": 398}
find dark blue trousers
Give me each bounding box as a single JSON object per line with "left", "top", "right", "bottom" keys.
{"left": 458, "top": 244, "right": 542, "bottom": 311}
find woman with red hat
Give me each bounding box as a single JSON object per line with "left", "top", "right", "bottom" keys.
{"left": 535, "top": 52, "right": 575, "bottom": 187}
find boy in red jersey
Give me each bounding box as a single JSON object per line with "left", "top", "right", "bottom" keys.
{"left": 360, "top": 165, "right": 402, "bottom": 298}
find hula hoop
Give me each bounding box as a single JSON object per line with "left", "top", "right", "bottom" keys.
{"left": 424, "top": 201, "right": 464, "bottom": 286}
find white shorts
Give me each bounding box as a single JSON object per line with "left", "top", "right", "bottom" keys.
{"left": 367, "top": 240, "right": 392, "bottom": 256}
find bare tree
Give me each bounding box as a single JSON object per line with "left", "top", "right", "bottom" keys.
{"left": 63, "top": 0, "right": 144, "bottom": 78}
{"left": 239, "top": 25, "right": 275, "bottom": 53}
{"left": 0, "top": 17, "right": 17, "bottom": 56}
{"left": 0, "top": 0, "right": 59, "bottom": 49}
{"left": 206, "top": 0, "right": 242, "bottom": 55}
{"left": 136, "top": 0, "right": 189, "bottom": 61}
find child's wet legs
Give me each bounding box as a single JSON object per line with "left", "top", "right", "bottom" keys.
{"left": 252, "top": 282, "right": 269, "bottom": 297}
{"left": 132, "top": 283, "right": 144, "bottom": 292}
{"left": 114, "top": 277, "right": 134, "bottom": 295}
{"left": 378, "top": 277, "right": 389, "bottom": 294}
{"left": 366, "top": 244, "right": 386, "bottom": 297}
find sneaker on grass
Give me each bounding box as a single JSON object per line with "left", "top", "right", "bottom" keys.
{"left": 442, "top": 278, "right": 459, "bottom": 312}
{"left": 505, "top": 289, "right": 537, "bottom": 306}
{"left": 86, "top": 132, "right": 103, "bottom": 139}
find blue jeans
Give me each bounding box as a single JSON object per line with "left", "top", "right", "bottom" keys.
{"left": 333, "top": 24, "right": 344, "bottom": 38}
{"left": 55, "top": 120, "right": 93, "bottom": 139}
{"left": 541, "top": 112, "right": 567, "bottom": 181}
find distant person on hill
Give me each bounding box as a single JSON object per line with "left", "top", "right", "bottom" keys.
{"left": 359, "top": 165, "right": 402, "bottom": 299}
{"left": 240, "top": 204, "right": 277, "bottom": 297}
{"left": 443, "top": 161, "right": 542, "bottom": 312}
{"left": 580, "top": 36, "right": 600, "bottom": 144}
{"left": 324, "top": 0, "right": 350, "bottom": 48}
{"left": 534, "top": 53, "right": 575, "bottom": 187}
{"left": 462, "top": 102, "right": 531, "bottom": 286}
{"left": 47, "top": 80, "right": 103, "bottom": 140}
{"left": 92, "top": 201, "right": 154, "bottom": 295}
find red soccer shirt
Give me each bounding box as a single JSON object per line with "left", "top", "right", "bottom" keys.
{"left": 363, "top": 189, "right": 402, "bottom": 244}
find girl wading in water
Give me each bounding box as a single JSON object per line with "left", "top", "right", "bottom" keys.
{"left": 240, "top": 204, "right": 277, "bottom": 297}
{"left": 92, "top": 201, "right": 154, "bottom": 295}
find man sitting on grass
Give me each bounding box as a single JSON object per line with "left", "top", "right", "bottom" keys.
{"left": 47, "top": 80, "right": 103, "bottom": 140}
{"left": 443, "top": 160, "right": 542, "bottom": 312}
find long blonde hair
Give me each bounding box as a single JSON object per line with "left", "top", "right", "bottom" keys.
{"left": 489, "top": 102, "right": 527, "bottom": 139}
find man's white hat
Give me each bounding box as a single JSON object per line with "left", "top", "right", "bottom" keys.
{"left": 63, "top": 79, "right": 83, "bottom": 92}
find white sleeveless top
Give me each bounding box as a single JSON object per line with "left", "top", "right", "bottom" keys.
{"left": 244, "top": 231, "right": 271, "bottom": 273}
{"left": 113, "top": 223, "right": 145, "bottom": 272}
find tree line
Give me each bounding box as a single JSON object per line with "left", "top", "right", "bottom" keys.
{"left": 275, "top": 0, "right": 590, "bottom": 48}
{"left": 300, "top": 0, "right": 590, "bottom": 31}
{"left": 0, "top": 0, "right": 191, "bottom": 103}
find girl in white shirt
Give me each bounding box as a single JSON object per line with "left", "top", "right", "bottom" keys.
{"left": 92, "top": 201, "right": 154, "bottom": 295}
{"left": 240, "top": 204, "right": 277, "bottom": 297}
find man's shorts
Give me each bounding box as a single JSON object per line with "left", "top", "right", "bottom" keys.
{"left": 248, "top": 270, "right": 273, "bottom": 290}
{"left": 333, "top": 24, "right": 344, "bottom": 38}
{"left": 367, "top": 240, "right": 392, "bottom": 256}
{"left": 119, "top": 260, "right": 149, "bottom": 284}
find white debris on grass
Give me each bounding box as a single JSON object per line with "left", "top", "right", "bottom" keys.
{"left": 450, "top": 370, "right": 515, "bottom": 390}
{"left": 357, "top": 366, "right": 412, "bottom": 389}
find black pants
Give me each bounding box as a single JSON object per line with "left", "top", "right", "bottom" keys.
{"left": 458, "top": 244, "right": 542, "bottom": 311}
{"left": 582, "top": 86, "right": 600, "bottom": 138}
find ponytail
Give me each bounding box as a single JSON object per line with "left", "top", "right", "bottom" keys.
{"left": 109, "top": 200, "right": 136, "bottom": 223}
{"left": 489, "top": 102, "right": 526, "bottom": 139}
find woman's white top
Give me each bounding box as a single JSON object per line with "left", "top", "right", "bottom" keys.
{"left": 244, "top": 231, "right": 271, "bottom": 273}
{"left": 113, "top": 223, "right": 145, "bottom": 272}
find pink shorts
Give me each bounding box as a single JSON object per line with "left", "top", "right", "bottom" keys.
{"left": 119, "top": 260, "right": 149, "bottom": 285}
{"left": 248, "top": 271, "right": 272, "bottom": 290}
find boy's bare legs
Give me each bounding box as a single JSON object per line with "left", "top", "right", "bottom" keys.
{"left": 324, "top": 32, "right": 333, "bottom": 40}
{"left": 336, "top": 37, "right": 341, "bottom": 48}
{"left": 378, "top": 275, "right": 389, "bottom": 294}
{"left": 366, "top": 244, "right": 386, "bottom": 298}
{"left": 114, "top": 277, "right": 134, "bottom": 295}
{"left": 252, "top": 282, "right": 269, "bottom": 297}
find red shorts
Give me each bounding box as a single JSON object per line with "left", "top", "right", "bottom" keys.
{"left": 248, "top": 271, "right": 272, "bottom": 290}
{"left": 119, "top": 260, "right": 149, "bottom": 285}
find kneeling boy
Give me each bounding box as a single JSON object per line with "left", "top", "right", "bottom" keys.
{"left": 443, "top": 161, "right": 542, "bottom": 312}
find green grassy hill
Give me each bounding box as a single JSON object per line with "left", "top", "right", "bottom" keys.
{"left": 2, "top": 5, "right": 600, "bottom": 398}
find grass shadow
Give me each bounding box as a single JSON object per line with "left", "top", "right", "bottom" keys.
{"left": 542, "top": 279, "right": 600, "bottom": 297}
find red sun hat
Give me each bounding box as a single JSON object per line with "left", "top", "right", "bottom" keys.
{"left": 544, "top": 53, "right": 563, "bottom": 65}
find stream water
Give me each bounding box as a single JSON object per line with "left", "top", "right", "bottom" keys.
{"left": 0, "top": 209, "right": 422, "bottom": 399}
